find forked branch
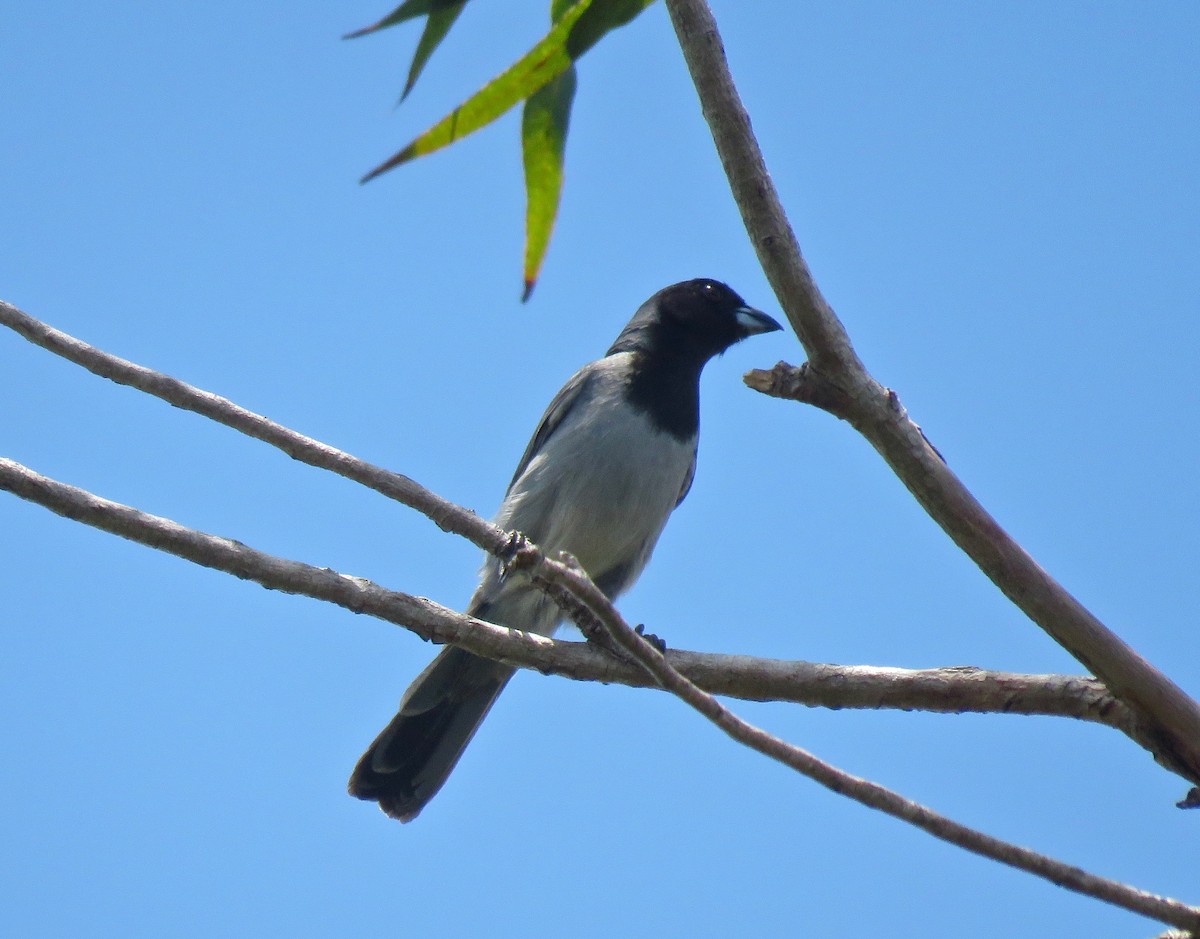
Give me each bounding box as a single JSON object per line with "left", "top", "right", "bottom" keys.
{"left": 664, "top": 0, "right": 1200, "bottom": 791}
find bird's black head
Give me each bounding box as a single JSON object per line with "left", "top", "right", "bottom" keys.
{"left": 607, "top": 279, "right": 783, "bottom": 440}
{"left": 607, "top": 278, "right": 783, "bottom": 363}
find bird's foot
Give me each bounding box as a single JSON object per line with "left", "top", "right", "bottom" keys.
{"left": 634, "top": 623, "right": 667, "bottom": 654}
{"left": 498, "top": 530, "right": 538, "bottom": 580}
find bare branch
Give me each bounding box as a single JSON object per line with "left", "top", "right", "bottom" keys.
{"left": 526, "top": 538, "right": 1200, "bottom": 932}
{"left": 4, "top": 455, "right": 1194, "bottom": 929}
{"left": 0, "top": 298, "right": 510, "bottom": 561}
{"left": 0, "top": 455, "right": 1130, "bottom": 730}
{"left": 663, "top": 0, "right": 1200, "bottom": 788}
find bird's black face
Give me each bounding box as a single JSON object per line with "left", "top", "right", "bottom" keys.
{"left": 655, "top": 278, "right": 783, "bottom": 359}
{"left": 605, "top": 277, "right": 782, "bottom": 367}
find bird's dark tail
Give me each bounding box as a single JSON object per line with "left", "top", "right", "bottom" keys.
{"left": 348, "top": 645, "right": 515, "bottom": 822}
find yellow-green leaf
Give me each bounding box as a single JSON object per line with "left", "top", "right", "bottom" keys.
{"left": 521, "top": 66, "right": 577, "bottom": 300}
{"left": 360, "top": 0, "right": 594, "bottom": 183}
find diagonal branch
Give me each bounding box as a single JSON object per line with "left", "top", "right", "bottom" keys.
{"left": 0, "top": 453, "right": 1133, "bottom": 730}
{"left": 663, "top": 0, "right": 1200, "bottom": 791}
{"left": 521, "top": 534, "right": 1200, "bottom": 932}
{"left": 3, "top": 455, "right": 1197, "bottom": 931}
{"left": 0, "top": 298, "right": 511, "bottom": 558}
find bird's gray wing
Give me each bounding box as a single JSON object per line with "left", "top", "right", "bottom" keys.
{"left": 675, "top": 446, "right": 698, "bottom": 508}
{"left": 505, "top": 364, "right": 595, "bottom": 493}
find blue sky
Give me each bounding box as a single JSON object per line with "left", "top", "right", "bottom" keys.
{"left": 3, "top": 3, "right": 1198, "bottom": 936}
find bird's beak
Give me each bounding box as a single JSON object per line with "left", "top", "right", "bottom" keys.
{"left": 735, "top": 306, "right": 784, "bottom": 337}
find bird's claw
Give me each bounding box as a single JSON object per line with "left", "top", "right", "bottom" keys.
{"left": 499, "top": 531, "right": 536, "bottom": 579}
{"left": 634, "top": 623, "right": 667, "bottom": 654}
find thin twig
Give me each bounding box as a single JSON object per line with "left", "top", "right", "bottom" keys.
{"left": 0, "top": 299, "right": 510, "bottom": 560}
{"left": 663, "top": 0, "right": 1200, "bottom": 788}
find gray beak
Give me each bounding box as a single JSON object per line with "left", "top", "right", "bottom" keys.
{"left": 734, "top": 305, "right": 784, "bottom": 337}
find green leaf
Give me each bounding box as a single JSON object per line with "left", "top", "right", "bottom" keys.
{"left": 361, "top": 0, "right": 656, "bottom": 183}
{"left": 521, "top": 65, "right": 577, "bottom": 300}
{"left": 357, "top": 0, "right": 658, "bottom": 294}
{"left": 400, "top": 1, "right": 468, "bottom": 101}
{"left": 343, "top": 0, "right": 468, "bottom": 41}
{"left": 361, "top": 0, "right": 594, "bottom": 183}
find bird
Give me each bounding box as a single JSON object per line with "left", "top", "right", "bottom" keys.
{"left": 348, "top": 278, "right": 783, "bottom": 821}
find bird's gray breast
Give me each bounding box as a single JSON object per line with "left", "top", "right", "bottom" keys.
{"left": 495, "top": 354, "right": 696, "bottom": 592}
